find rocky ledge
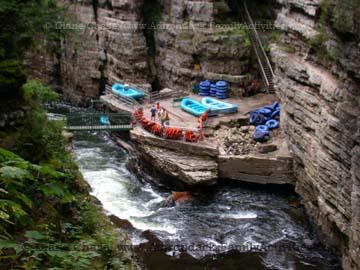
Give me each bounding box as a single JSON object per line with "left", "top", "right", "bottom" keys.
{"left": 130, "top": 127, "right": 218, "bottom": 186}
{"left": 128, "top": 121, "right": 294, "bottom": 186}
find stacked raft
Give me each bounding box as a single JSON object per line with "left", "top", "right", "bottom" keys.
{"left": 197, "top": 80, "right": 230, "bottom": 99}
{"left": 215, "top": 81, "right": 229, "bottom": 99}
{"left": 249, "top": 101, "right": 281, "bottom": 142}
{"left": 199, "top": 81, "right": 211, "bottom": 96}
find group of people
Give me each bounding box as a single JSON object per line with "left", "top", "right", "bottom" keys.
{"left": 150, "top": 102, "right": 170, "bottom": 127}
{"left": 131, "top": 102, "right": 211, "bottom": 142}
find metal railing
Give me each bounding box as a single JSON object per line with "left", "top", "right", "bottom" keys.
{"left": 105, "top": 85, "right": 141, "bottom": 109}
{"left": 106, "top": 81, "right": 180, "bottom": 105}
{"left": 65, "top": 112, "right": 133, "bottom": 131}
{"left": 46, "top": 113, "right": 67, "bottom": 122}
{"left": 243, "top": 0, "right": 275, "bottom": 93}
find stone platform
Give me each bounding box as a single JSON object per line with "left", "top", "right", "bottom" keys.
{"left": 106, "top": 92, "right": 295, "bottom": 186}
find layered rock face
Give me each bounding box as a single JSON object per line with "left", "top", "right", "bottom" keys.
{"left": 154, "top": 0, "right": 252, "bottom": 95}
{"left": 28, "top": 0, "right": 255, "bottom": 103}
{"left": 271, "top": 1, "right": 360, "bottom": 269}
{"left": 27, "top": 0, "right": 149, "bottom": 105}
{"left": 130, "top": 127, "right": 218, "bottom": 186}
{"left": 59, "top": 0, "right": 148, "bottom": 105}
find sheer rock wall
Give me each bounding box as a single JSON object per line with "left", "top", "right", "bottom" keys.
{"left": 271, "top": 1, "right": 360, "bottom": 269}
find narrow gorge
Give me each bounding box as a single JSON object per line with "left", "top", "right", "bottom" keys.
{"left": 1, "top": 0, "right": 359, "bottom": 269}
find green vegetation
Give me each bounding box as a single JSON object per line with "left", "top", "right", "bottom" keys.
{"left": 308, "top": 27, "right": 337, "bottom": 63}
{"left": 308, "top": 0, "right": 359, "bottom": 64}
{"left": 319, "top": 0, "right": 358, "bottom": 36}
{"left": 0, "top": 1, "right": 138, "bottom": 269}
{"left": 0, "top": 83, "right": 138, "bottom": 269}
{"left": 214, "top": 0, "right": 238, "bottom": 24}
{"left": 223, "top": 26, "right": 251, "bottom": 48}
{"left": 0, "top": 0, "right": 69, "bottom": 98}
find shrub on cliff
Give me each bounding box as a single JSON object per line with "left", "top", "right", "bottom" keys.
{"left": 0, "top": 59, "right": 26, "bottom": 97}
{"left": 0, "top": 0, "right": 70, "bottom": 98}
{"left": 320, "top": 0, "right": 359, "bottom": 38}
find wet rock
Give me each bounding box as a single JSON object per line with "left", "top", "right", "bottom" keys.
{"left": 303, "top": 238, "right": 316, "bottom": 248}
{"left": 109, "top": 215, "right": 135, "bottom": 230}
{"left": 130, "top": 128, "right": 218, "bottom": 186}
{"left": 219, "top": 154, "right": 295, "bottom": 185}
{"left": 257, "top": 144, "right": 278, "bottom": 154}
{"left": 240, "top": 126, "right": 249, "bottom": 133}
{"left": 62, "top": 131, "right": 74, "bottom": 141}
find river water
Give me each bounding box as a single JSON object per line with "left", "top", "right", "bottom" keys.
{"left": 72, "top": 131, "right": 340, "bottom": 270}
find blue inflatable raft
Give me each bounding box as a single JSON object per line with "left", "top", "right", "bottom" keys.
{"left": 180, "top": 98, "right": 212, "bottom": 117}
{"left": 201, "top": 97, "right": 238, "bottom": 114}
{"left": 111, "top": 83, "right": 145, "bottom": 100}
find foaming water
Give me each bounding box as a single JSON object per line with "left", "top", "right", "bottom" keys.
{"left": 72, "top": 132, "right": 340, "bottom": 270}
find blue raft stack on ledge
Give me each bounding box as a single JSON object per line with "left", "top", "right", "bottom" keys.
{"left": 249, "top": 101, "right": 281, "bottom": 142}
{"left": 197, "top": 80, "right": 230, "bottom": 99}
{"left": 210, "top": 83, "right": 217, "bottom": 97}
{"left": 199, "top": 80, "right": 211, "bottom": 96}
{"left": 216, "top": 81, "right": 229, "bottom": 99}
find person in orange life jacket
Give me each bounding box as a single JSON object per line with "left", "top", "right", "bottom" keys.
{"left": 162, "top": 192, "right": 193, "bottom": 207}
{"left": 198, "top": 109, "right": 210, "bottom": 140}
{"left": 150, "top": 104, "right": 157, "bottom": 121}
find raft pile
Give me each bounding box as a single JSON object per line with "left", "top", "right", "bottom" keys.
{"left": 139, "top": 117, "right": 201, "bottom": 142}
{"left": 249, "top": 101, "right": 281, "bottom": 142}
{"left": 215, "top": 81, "right": 229, "bottom": 99}
{"left": 199, "top": 81, "right": 211, "bottom": 96}
{"left": 198, "top": 80, "right": 229, "bottom": 99}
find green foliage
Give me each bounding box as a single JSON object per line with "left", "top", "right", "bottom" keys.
{"left": 319, "top": 0, "right": 358, "bottom": 36}
{"left": 16, "top": 109, "right": 65, "bottom": 163}
{"left": 0, "top": 59, "right": 26, "bottom": 97}
{"left": 214, "top": 0, "right": 228, "bottom": 12}
{"left": 22, "top": 79, "right": 59, "bottom": 107}
{"left": 332, "top": 0, "right": 357, "bottom": 35}
{"left": 0, "top": 113, "right": 138, "bottom": 269}
{"left": 308, "top": 27, "right": 337, "bottom": 63}
{"left": 0, "top": 149, "right": 74, "bottom": 237}
{"left": 224, "top": 26, "right": 251, "bottom": 48}
{"left": 307, "top": 0, "right": 359, "bottom": 65}
{"left": 268, "top": 30, "right": 281, "bottom": 44}
{"left": 142, "top": 0, "right": 162, "bottom": 26}
{"left": 0, "top": 148, "right": 21, "bottom": 163}
{"left": 0, "top": 0, "right": 70, "bottom": 60}
{"left": 0, "top": 0, "right": 71, "bottom": 97}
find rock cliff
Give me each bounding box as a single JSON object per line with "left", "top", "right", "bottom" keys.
{"left": 27, "top": 0, "right": 256, "bottom": 104}
{"left": 59, "top": 0, "right": 149, "bottom": 104}
{"left": 25, "top": 0, "right": 360, "bottom": 268}
{"left": 27, "top": 0, "right": 149, "bottom": 105}
{"left": 271, "top": 0, "right": 359, "bottom": 268}
{"left": 153, "top": 0, "right": 252, "bottom": 95}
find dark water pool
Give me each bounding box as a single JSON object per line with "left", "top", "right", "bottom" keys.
{"left": 72, "top": 131, "right": 340, "bottom": 270}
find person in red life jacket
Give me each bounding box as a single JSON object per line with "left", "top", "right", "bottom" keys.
{"left": 162, "top": 192, "right": 194, "bottom": 207}
{"left": 185, "top": 130, "right": 197, "bottom": 142}
{"left": 198, "top": 109, "right": 210, "bottom": 140}
{"left": 132, "top": 107, "right": 143, "bottom": 124}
